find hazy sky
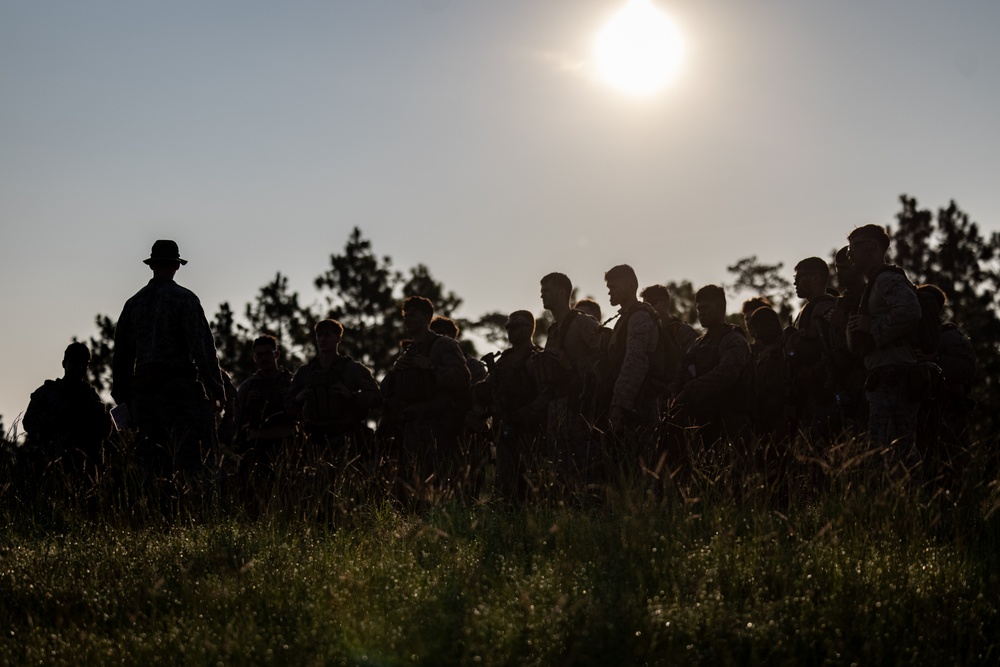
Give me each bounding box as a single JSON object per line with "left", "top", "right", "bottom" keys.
{"left": 2, "top": 0, "right": 999, "bottom": 429}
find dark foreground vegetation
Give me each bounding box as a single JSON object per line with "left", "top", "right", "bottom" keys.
{"left": 1, "top": 430, "right": 999, "bottom": 666}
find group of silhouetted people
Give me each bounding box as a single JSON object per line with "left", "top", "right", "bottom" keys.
{"left": 13, "top": 230, "right": 979, "bottom": 514}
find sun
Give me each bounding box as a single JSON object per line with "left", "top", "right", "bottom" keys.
{"left": 593, "top": 0, "right": 683, "bottom": 96}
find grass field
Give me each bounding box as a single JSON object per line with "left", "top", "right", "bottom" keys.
{"left": 1, "top": 431, "right": 998, "bottom": 666}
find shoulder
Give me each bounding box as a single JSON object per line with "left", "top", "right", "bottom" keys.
{"left": 872, "top": 266, "right": 910, "bottom": 289}
{"left": 169, "top": 282, "right": 203, "bottom": 306}
{"left": 431, "top": 334, "right": 464, "bottom": 355}
{"left": 569, "top": 314, "right": 602, "bottom": 351}
{"left": 568, "top": 310, "right": 600, "bottom": 335}
{"left": 874, "top": 270, "right": 917, "bottom": 301}
{"left": 813, "top": 294, "right": 839, "bottom": 315}
{"left": 628, "top": 303, "right": 658, "bottom": 323}
{"left": 291, "top": 358, "right": 318, "bottom": 378}
{"left": 627, "top": 307, "right": 658, "bottom": 333}
{"left": 342, "top": 355, "right": 374, "bottom": 374}
{"left": 724, "top": 323, "right": 747, "bottom": 337}
{"left": 721, "top": 325, "right": 749, "bottom": 346}
{"left": 30, "top": 379, "right": 59, "bottom": 399}
{"left": 238, "top": 370, "right": 263, "bottom": 389}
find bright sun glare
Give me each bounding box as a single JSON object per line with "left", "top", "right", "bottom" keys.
{"left": 593, "top": 0, "right": 683, "bottom": 96}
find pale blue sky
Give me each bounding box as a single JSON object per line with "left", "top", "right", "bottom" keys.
{"left": 2, "top": 0, "right": 999, "bottom": 427}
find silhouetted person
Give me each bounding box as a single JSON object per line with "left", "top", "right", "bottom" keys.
{"left": 286, "top": 320, "right": 381, "bottom": 453}
{"left": 602, "top": 265, "right": 663, "bottom": 456}
{"left": 22, "top": 342, "right": 111, "bottom": 479}
{"left": 641, "top": 284, "right": 699, "bottom": 401}
{"left": 381, "top": 297, "right": 471, "bottom": 485}
{"left": 574, "top": 298, "right": 603, "bottom": 323}
{"left": 430, "top": 315, "right": 488, "bottom": 436}
{"left": 575, "top": 297, "right": 613, "bottom": 367}
{"left": 112, "top": 240, "right": 225, "bottom": 481}
{"left": 747, "top": 306, "right": 791, "bottom": 502}
{"left": 235, "top": 336, "right": 295, "bottom": 446}
{"left": 846, "top": 225, "right": 922, "bottom": 471}
{"left": 233, "top": 335, "right": 295, "bottom": 510}
{"left": 667, "top": 285, "right": 752, "bottom": 467}
{"left": 915, "top": 284, "right": 977, "bottom": 484}
{"left": 538, "top": 273, "right": 601, "bottom": 484}
{"left": 741, "top": 296, "right": 773, "bottom": 347}
{"left": 476, "top": 310, "right": 545, "bottom": 501}
{"left": 786, "top": 257, "right": 839, "bottom": 441}
{"left": 825, "top": 246, "right": 868, "bottom": 432}
{"left": 747, "top": 306, "right": 789, "bottom": 442}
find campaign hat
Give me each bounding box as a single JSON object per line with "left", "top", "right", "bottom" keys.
{"left": 143, "top": 239, "right": 188, "bottom": 265}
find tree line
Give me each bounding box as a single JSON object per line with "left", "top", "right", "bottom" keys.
{"left": 67, "top": 194, "right": 1000, "bottom": 439}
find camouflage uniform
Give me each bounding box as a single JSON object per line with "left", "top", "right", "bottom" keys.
{"left": 536, "top": 310, "right": 601, "bottom": 478}
{"left": 607, "top": 302, "right": 662, "bottom": 452}
{"left": 23, "top": 377, "right": 112, "bottom": 476}
{"left": 787, "top": 296, "right": 839, "bottom": 440}
{"left": 112, "top": 276, "right": 225, "bottom": 474}
{"left": 848, "top": 267, "right": 922, "bottom": 466}
{"left": 287, "top": 355, "right": 381, "bottom": 450}
{"left": 669, "top": 324, "right": 752, "bottom": 446}
{"left": 235, "top": 367, "right": 295, "bottom": 444}
{"left": 381, "top": 331, "right": 471, "bottom": 467}
{"left": 232, "top": 365, "right": 294, "bottom": 511}
{"left": 477, "top": 344, "right": 545, "bottom": 500}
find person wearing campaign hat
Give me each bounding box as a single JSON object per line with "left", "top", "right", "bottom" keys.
{"left": 143, "top": 239, "right": 188, "bottom": 266}
{"left": 112, "top": 240, "right": 226, "bottom": 485}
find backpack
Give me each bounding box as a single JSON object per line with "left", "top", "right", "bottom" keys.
{"left": 686, "top": 324, "right": 753, "bottom": 416}
{"left": 586, "top": 303, "right": 668, "bottom": 418}
{"left": 607, "top": 302, "right": 669, "bottom": 385}
{"left": 856, "top": 265, "right": 941, "bottom": 355}
{"left": 660, "top": 319, "right": 687, "bottom": 383}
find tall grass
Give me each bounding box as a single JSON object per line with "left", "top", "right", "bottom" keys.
{"left": 1, "top": 429, "right": 998, "bottom": 665}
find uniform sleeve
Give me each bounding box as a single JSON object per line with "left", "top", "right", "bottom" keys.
{"left": 611, "top": 310, "right": 656, "bottom": 411}
{"left": 870, "top": 273, "right": 921, "bottom": 349}
{"left": 683, "top": 331, "right": 751, "bottom": 405}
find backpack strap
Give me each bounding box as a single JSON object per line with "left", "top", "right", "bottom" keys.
{"left": 549, "top": 309, "right": 583, "bottom": 350}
